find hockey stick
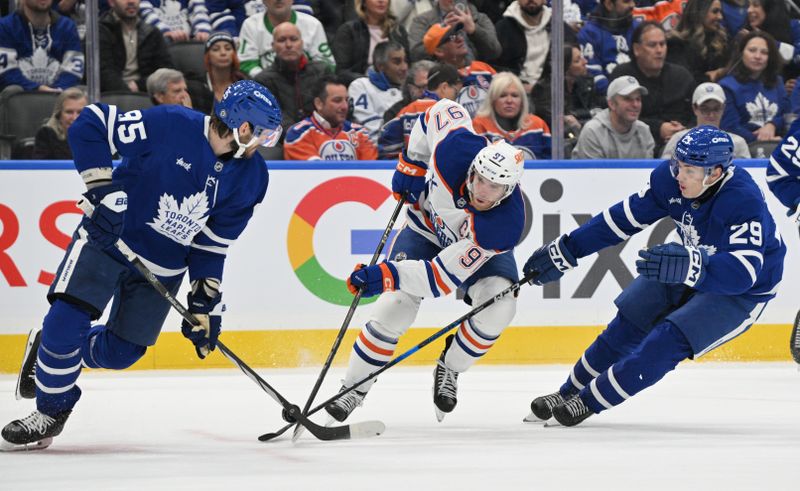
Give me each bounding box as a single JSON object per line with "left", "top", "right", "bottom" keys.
{"left": 290, "top": 195, "right": 406, "bottom": 441}
{"left": 76, "top": 200, "right": 385, "bottom": 441}
{"left": 259, "top": 271, "right": 538, "bottom": 442}
{"left": 791, "top": 310, "right": 800, "bottom": 365}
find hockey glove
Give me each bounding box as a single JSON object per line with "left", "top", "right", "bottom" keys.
{"left": 636, "top": 243, "right": 708, "bottom": 287}
{"left": 523, "top": 235, "right": 577, "bottom": 286}
{"left": 347, "top": 262, "right": 400, "bottom": 298}
{"left": 181, "top": 279, "right": 225, "bottom": 359}
{"left": 391, "top": 153, "right": 427, "bottom": 203}
{"left": 82, "top": 183, "right": 127, "bottom": 250}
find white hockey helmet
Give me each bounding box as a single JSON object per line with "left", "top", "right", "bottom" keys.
{"left": 466, "top": 140, "right": 525, "bottom": 209}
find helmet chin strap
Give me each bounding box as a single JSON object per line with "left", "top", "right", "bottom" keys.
{"left": 232, "top": 128, "right": 260, "bottom": 159}
{"left": 686, "top": 168, "right": 726, "bottom": 199}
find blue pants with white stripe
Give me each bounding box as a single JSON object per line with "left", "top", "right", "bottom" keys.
{"left": 561, "top": 276, "right": 768, "bottom": 415}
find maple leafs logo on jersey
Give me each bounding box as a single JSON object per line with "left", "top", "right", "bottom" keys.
{"left": 746, "top": 93, "right": 778, "bottom": 127}
{"left": 147, "top": 192, "right": 210, "bottom": 245}
{"left": 19, "top": 47, "right": 60, "bottom": 86}
{"left": 675, "top": 212, "right": 717, "bottom": 256}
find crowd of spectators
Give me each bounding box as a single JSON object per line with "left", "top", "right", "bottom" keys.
{"left": 3, "top": 0, "right": 800, "bottom": 160}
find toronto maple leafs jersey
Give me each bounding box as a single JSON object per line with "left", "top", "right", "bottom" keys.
{"left": 0, "top": 10, "right": 83, "bottom": 90}
{"left": 140, "top": 0, "right": 211, "bottom": 37}
{"left": 565, "top": 161, "right": 784, "bottom": 301}
{"left": 766, "top": 119, "right": 800, "bottom": 210}
{"left": 390, "top": 99, "right": 526, "bottom": 298}
{"left": 68, "top": 104, "right": 269, "bottom": 282}
{"left": 577, "top": 19, "right": 636, "bottom": 95}
{"left": 719, "top": 75, "right": 789, "bottom": 144}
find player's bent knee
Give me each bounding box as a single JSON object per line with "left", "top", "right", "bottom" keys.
{"left": 368, "top": 290, "right": 422, "bottom": 339}
{"left": 467, "top": 277, "right": 517, "bottom": 336}
{"left": 87, "top": 329, "right": 147, "bottom": 370}
{"left": 42, "top": 299, "right": 93, "bottom": 350}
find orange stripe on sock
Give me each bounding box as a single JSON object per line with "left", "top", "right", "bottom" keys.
{"left": 459, "top": 322, "right": 493, "bottom": 350}
{"left": 358, "top": 332, "right": 395, "bottom": 357}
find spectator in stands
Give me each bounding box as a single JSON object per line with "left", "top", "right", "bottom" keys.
{"left": 493, "top": 0, "right": 577, "bottom": 96}
{"left": 632, "top": 0, "right": 683, "bottom": 31}
{"left": 99, "top": 0, "right": 173, "bottom": 93}
{"left": 743, "top": 0, "right": 800, "bottom": 83}
{"left": 383, "top": 59, "right": 436, "bottom": 122}
{"left": 424, "top": 22, "right": 496, "bottom": 116}
{"left": 255, "top": 22, "right": 332, "bottom": 133}
{"left": 349, "top": 40, "right": 407, "bottom": 143}
{"left": 573, "top": 75, "right": 655, "bottom": 158}
{"left": 146, "top": 67, "right": 193, "bottom": 107}
{"left": 611, "top": 21, "right": 694, "bottom": 152}
{"left": 719, "top": 31, "right": 788, "bottom": 143}
{"left": 54, "top": 0, "right": 104, "bottom": 40}
{"left": 207, "top": 0, "right": 263, "bottom": 36}
{"left": 239, "top": 0, "right": 334, "bottom": 77}
{"left": 333, "top": 0, "right": 410, "bottom": 86}
{"left": 187, "top": 31, "right": 246, "bottom": 114}
{"left": 666, "top": 0, "right": 729, "bottom": 84}
{"left": 721, "top": 0, "right": 747, "bottom": 38}
{"left": 379, "top": 62, "right": 460, "bottom": 159}
{"left": 408, "top": 0, "right": 501, "bottom": 63}
{"left": 472, "top": 72, "right": 551, "bottom": 159}
{"left": 393, "top": 0, "right": 434, "bottom": 31}
{"left": 662, "top": 82, "right": 751, "bottom": 158}
{"left": 533, "top": 43, "right": 603, "bottom": 137}
{"left": 578, "top": 0, "right": 637, "bottom": 95}
{"left": 0, "top": 0, "right": 84, "bottom": 94}
{"left": 284, "top": 74, "right": 377, "bottom": 160}
{"left": 32, "top": 87, "right": 87, "bottom": 160}
{"left": 140, "top": 0, "right": 211, "bottom": 43}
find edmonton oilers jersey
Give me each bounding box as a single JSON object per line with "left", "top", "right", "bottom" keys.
{"left": 68, "top": 104, "right": 269, "bottom": 282}
{"left": 567, "top": 161, "right": 784, "bottom": 300}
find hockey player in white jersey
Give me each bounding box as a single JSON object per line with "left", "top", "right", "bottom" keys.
{"left": 1, "top": 80, "right": 281, "bottom": 451}
{"left": 325, "top": 99, "right": 526, "bottom": 423}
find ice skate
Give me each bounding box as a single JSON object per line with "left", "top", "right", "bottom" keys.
{"left": 324, "top": 386, "right": 367, "bottom": 422}
{"left": 433, "top": 335, "right": 459, "bottom": 422}
{"left": 550, "top": 396, "right": 593, "bottom": 427}
{"left": 1, "top": 410, "right": 71, "bottom": 452}
{"left": 524, "top": 391, "right": 570, "bottom": 423}
{"left": 15, "top": 326, "right": 41, "bottom": 400}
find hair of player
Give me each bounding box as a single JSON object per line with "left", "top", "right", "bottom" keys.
{"left": 725, "top": 30, "right": 783, "bottom": 88}
{"left": 475, "top": 72, "right": 531, "bottom": 130}
{"left": 45, "top": 87, "right": 88, "bottom": 140}
{"left": 313, "top": 73, "right": 347, "bottom": 103}
{"left": 373, "top": 40, "right": 405, "bottom": 71}
{"left": 210, "top": 111, "right": 235, "bottom": 139}
{"left": 146, "top": 68, "right": 185, "bottom": 98}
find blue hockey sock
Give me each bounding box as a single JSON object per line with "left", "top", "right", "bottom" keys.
{"left": 82, "top": 325, "right": 146, "bottom": 370}
{"left": 560, "top": 313, "right": 648, "bottom": 396}
{"left": 36, "top": 300, "right": 92, "bottom": 416}
{"left": 581, "top": 321, "right": 692, "bottom": 414}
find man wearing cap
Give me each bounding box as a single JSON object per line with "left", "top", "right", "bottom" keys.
{"left": 662, "top": 82, "right": 751, "bottom": 159}
{"left": 379, "top": 63, "right": 463, "bottom": 159}
{"left": 255, "top": 22, "right": 333, "bottom": 134}
{"left": 610, "top": 21, "right": 694, "bottom": 152}
{"left": 408, "top": 0, "right": 500, "bottom": 63}
{"left": 99, "top": 0, "right": 174, "bottom": 93}
{"left": 573, "top": 75, "right": 654, "bottom": 159}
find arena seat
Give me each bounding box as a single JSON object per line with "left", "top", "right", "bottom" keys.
{"left": 168, "top": 41, "right": 206, "bottom": 80}
{"left": 100, "top": 91, "right": 154, "bottom": 114}
{"left": 0, "top": 91, "right": 59, "bottom": 159}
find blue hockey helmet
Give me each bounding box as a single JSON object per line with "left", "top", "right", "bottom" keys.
{"left": 215, "top": 80, "right": 282, "bottom": 156}
{"left": 670, "top": 125, "right": 733, "bottom": 178}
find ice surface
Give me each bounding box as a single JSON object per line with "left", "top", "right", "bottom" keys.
{"left": 1, "top": 364, "right": 798, "bottom": 490}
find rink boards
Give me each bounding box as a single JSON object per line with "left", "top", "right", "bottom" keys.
{"left": 0, "top": 160, "right": 796, "bottom": 371}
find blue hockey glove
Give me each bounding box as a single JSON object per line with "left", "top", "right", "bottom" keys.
{"left": 391, "top": 154, "right": 427, "bottom": 204}
{"left": 636, "top": 243, "right": 708, "bottom": 287}
{"left": 181, "top": 280, "right": 225, "bottom": 359}
{"left": 523, "top": 235, "right": 577, "bottom": 286}
{"left": 347, "top": 262, "right": 400, "bottom": 298}
{"left": 82, "top": 183, "right": 127, "bottom": 250}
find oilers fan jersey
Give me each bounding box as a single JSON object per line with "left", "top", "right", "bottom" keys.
{"left": 565, "top": 161, "right": 784, "bottom": 301}
{"left": 284, "top": 112, "right": 377, "bottom": 161}
{"left": 68, "top": 104, "right": 269, "bottom": 283}
{"left": 390, "top": 99, "right": 526, "bottom": 298}
{"left": 472, "top": 113, "right": 552, "bottom": 160}
{"left": 767, "top": 120, "right": 800, "bottom": 210}
{"left": 0, "top": 11, "right": 84, "bottom": 90}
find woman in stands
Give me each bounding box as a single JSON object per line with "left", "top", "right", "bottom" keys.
{"left": 472, "top": 72, "right": 552, "bottom": 160}
{"left": 32, "top": 88, "right": 88, "bottom": 160}
{"left": 742, "top": 0, "right": 800, "bottom": 81}
{"left": 719, "top": 31, "right": 788, "bottom": 143}
{"left": 666, "top": 0, "right": 730, "bottom": 84}
{"left": 188, "top": 32, "right": 247, "bottom": 115}
{"left": 333, "top": 0, "right": 410, "bottom": 86}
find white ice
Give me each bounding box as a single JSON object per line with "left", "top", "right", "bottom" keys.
{"left": 1, "top": 363, "right": 798, "bottom": 491}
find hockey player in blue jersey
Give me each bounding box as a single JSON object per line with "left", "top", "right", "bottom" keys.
{"left": 325, "top": 99, "right": 526, "bottom": 423}
{"left": 523, "top": 125, "right": 785, "bottom": 427}
{"left": 0, "top": 80, "right": 281, "bottom": 451}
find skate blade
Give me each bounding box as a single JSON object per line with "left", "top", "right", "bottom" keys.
{"left": 523, "top": 412, "right": 547, "bottom": 423}
{"left": 543, "top": 419, "right": 563, "bottom": 428}
{"left": 434, "top": 407, "right": 446, "bottom": 423}
{"left": 0, "top": 437, "right": 52, "bottom": 452}
{"left": 324, "top": 415, "right": 337, "bottom": 427}
{"left": 14, "top": 328, "right": 40, "bottom": 401}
